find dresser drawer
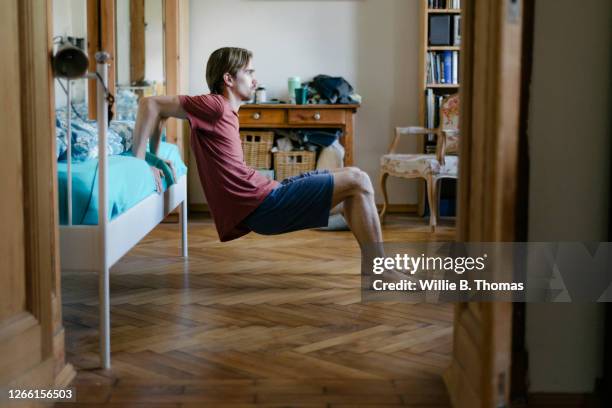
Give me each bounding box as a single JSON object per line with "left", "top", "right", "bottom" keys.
{"left": 288, "top": 109, "right": 346, "bottom": 125}
{"left": 239, "top": 108, "right": 286, "bottom": 125}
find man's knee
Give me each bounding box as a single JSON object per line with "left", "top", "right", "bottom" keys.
{"left": 348, "top": 168, "right": 374, "bottom": 196}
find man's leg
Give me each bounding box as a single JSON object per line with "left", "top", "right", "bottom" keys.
{"left": 327, "top": 167, "right": 353, "bottom": 215}
{"left": 329, "top": 167, "right": 382, "bottom": 249}
{"left": 329, "top": 167, "right": 415, "bottom": 288}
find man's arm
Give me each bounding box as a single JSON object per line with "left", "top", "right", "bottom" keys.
{"left": 132, "top": 95, "right": 187, "bottom": 159}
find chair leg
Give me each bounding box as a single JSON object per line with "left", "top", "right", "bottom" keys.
{"left": 379, "top": 172, "right": 390, "bottom": 223}
{"left": 426, "top": 175, "right": 438, "bottom": 233}
{"left": 181, "top": 199, "right": 188, "bottom": 258}
{"left": 434, "top": 179, "right": 442, "bottom": 225}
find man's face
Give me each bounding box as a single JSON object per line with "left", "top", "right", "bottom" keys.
{"left": 226, "top": 60, "right": 257, "bottom": 101}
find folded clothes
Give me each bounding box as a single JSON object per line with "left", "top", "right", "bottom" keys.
{"left": 316, "top": 140, "right": 345, "bottom": 170}
{"left": 318, "top": 213, "right": 350, "bottom": 231}
{"left": 299, "top": 129, "right": 341, "bottom": 147}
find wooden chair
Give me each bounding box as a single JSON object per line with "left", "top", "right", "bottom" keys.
{"left": 379, "top": 94, "right": 459, "bottom": 231}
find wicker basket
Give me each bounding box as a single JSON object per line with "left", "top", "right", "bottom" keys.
{"left": 273, "top": 151, "right": 316, "bottom": 181}
{"left": 240, "top": 130, "right": 274, "bottom": 169}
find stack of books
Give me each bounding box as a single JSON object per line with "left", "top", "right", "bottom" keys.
{"left": 426, "top": 51, "right": 460, "bottom": 85}
{"left": 428, "top": 0, "right": 461, "bottom": 9}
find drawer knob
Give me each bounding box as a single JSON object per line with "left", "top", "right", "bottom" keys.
{"left": 313, "top": 112, "right": 321, "bottom": 121}
{"left": 252, "top": 112, "right": 261, "bottom": 120}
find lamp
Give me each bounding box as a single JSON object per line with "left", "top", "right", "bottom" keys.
{"left": 52, "top": 41, "right": 89, "bottom": 79}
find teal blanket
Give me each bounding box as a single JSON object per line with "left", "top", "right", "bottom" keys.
{"left": 58, "top": 142, "right": 187, "bottom": 225}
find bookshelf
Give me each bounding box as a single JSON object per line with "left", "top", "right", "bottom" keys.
{"left": 427, "top": 8, "right": 461, "bottom": 14}
{"left": 417, "top": 0, "right": 462, "bottom": 215}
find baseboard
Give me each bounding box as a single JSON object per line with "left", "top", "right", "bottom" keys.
{"left": 189, "top": 203, "right": 210, "bottom": 213}
{"left": 162, "top": 212, "right": 180, "bottom": 223}
{"left": 378, "top": 203, "right": 418, "bottom": 214}
{"left": 189, "top": 203, "right": 418, "bottom": 214}
{"left": 512, "top": 393, "right": 600, "bottom": 408}
{"left": 161, "top": 206, "right": 182, "bottom": 223}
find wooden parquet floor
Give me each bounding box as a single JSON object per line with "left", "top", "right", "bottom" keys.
{"left": 58, "top": 214, "right": 456, "bottom": 407}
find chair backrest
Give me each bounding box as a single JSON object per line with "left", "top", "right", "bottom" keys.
{"left": 440, "top": 93, "right": 460, "bottom": 131}
{"left": 438, "top": 94, "right": 460, "bottom": 157}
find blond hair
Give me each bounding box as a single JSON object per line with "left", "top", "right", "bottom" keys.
{"left": 206, "top": 47, "right": 253, "bottom": 94}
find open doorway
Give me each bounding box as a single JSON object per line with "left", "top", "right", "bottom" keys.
{"left": 57, "top": 1, "right": 463, "bottom": 406}
{"left": 0, "top": 0, "right": 529, "bottom": 407}
{"left": 57, "top": 0, "right": 529, "bottom": 406}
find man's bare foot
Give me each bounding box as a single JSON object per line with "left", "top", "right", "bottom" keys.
{"left": 384, "top": 268, "right": 424, "bottom": 291}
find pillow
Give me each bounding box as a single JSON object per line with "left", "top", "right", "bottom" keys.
{"left": 56, "top": 125, "right": 67, "bottom": 159}
{"left": 109, "top": 120, "right": 168, "bottom": 154}
{"left": 109, "top": 120, "right": 135, "bottom": 152}
{"left": 56, "top": 110, "right": 124, "bottom": 162}
{"left": 116, "top": 89, "right": 139, "bottom": 121}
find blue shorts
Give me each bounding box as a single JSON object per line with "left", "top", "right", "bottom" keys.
{"left": 242, "top": 169, "right": 335, "bottom": 235}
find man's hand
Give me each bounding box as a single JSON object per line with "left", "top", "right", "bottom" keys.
{"left": 150, "top": 166, "right": 164, "bottom": 193}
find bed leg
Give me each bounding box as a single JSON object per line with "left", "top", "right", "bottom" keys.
{"left": 181, "top": 199, "right": 188, "bottom": 258}
{"left": 100, "top": 265, "right": 111, "bottom": 369}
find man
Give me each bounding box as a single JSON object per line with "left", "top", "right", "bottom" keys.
{"left": 132, "top": 47, "right": 383, "bottom": 252}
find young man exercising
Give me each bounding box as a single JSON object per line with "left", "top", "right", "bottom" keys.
{"left": 131, "top": 47, "right": 383, "bottom": 255}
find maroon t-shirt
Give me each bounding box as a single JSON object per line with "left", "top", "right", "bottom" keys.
{"left": 179, "top": 94, "right": 279, "bottom": 242}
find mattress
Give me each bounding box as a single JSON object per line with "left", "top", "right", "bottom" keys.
{"left": 58, "top": 142, "right": 187, "bottom": 225}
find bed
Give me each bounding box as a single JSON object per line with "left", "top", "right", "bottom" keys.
{"left": 57, "top": 143, "right": 186, "bottom": 225}
{"left": 58, "top": 54, "right": 188, "bottom": 369}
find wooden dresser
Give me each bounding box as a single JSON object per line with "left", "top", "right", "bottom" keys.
{"left": 238, "top": 104, "right": 360, "bottom": 166}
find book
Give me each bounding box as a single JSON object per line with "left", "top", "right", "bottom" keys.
{"left": 429, "top": 0, "right": 460, "bottom": 11}
{"left": 426, "top": 88, "right": 434, "bottom": 130}
{"left": 451, "top": 51, "right": 459, "bottom": 84}
{"left": 429, "top": 15, "right": 452, "bottom": 45}
{"left": 453, "top": 15, "right": 461, "bottom": 45}
{"left": 443, "top": 51, "right": 452, "bottom": 84}
{"left": 431, "top": 53, "right": 435, "bottom": 83}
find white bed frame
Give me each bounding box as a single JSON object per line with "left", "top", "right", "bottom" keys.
{"left": 59, "top": 52, "right": 188, "bottom": 369}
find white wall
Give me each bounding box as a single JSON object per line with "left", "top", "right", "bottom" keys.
{"left": 52, "top": 0, "right": 88, "bottom": 108}
{"left": 187, "top": 0, "right": 420, "bottom": 205}
{"left": 116, "top": 0, "right": 165, "bottom": 86}
{"left": 526, "top": 0, "right": 611, "bottom": 393}
{"left": 116, "top": 0, "right": 131, "bottom": 86}
{"left": 146, "top": 0, "right": 165, "bottom": 83}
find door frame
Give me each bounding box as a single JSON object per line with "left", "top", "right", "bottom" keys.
{"left": 0, "top": 0, "right": 73, "bottom": 387}
{"left": 446, "top": 0, "right": 530, "bottom": 406}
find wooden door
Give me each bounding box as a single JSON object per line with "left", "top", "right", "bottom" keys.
{"left": 0, "top": 0, "right": 72, "bottom": 390}
{"left": 444, "top": 0, "right": 526, "bottom": 406}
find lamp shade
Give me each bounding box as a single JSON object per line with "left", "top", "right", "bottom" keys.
{"left": 53, "top": 42, "right": 89, "bottom": 79}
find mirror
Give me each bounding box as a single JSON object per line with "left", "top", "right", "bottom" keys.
{"left": 115, "top": 0, "right": 166, "bottom": 121}
{"left": 52, "top": 0, "right": 88, "bottom": 115}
